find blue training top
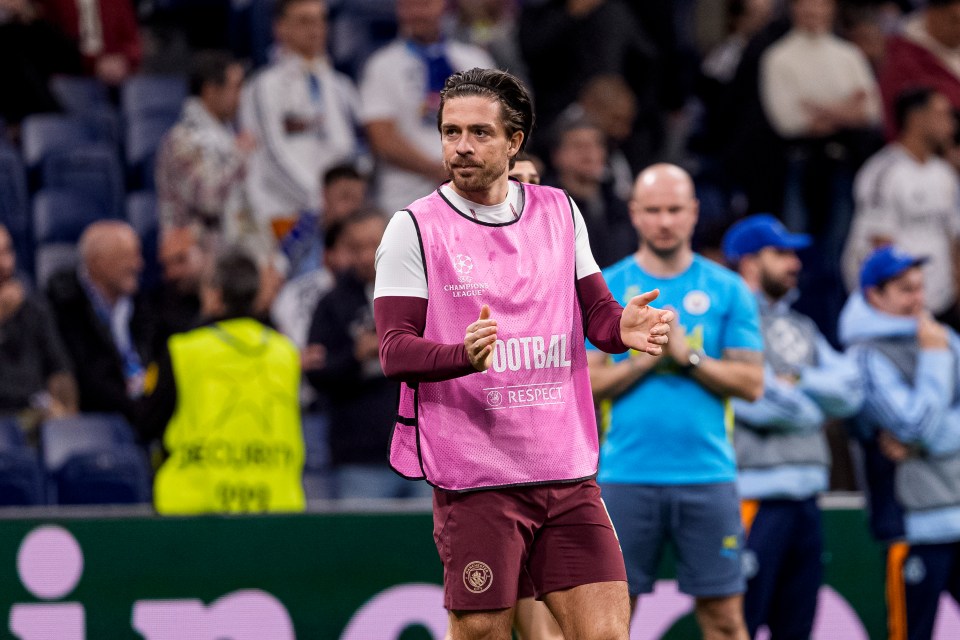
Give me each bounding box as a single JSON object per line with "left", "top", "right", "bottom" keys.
{"left": 590, "top": 254, "right": 763, "bottom": 485}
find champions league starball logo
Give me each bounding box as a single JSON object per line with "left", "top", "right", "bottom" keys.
{"left": 486, "top": 390, "right": 503, "bottom": 407}
{"left": 453, "top": 254, "right": 474, "bottom": 283}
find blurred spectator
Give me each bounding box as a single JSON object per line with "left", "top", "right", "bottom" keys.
{"left": 241, "top": 0, "right": 360, "bottom": 234}
{"left": 839, "top": 2, "right": 889, "bottom": 75}
{"left": 879, "top": 0, "right": 960, "bottom": 138}
{"left": 446, "top": 0, "right": 527, "bottom": 80}
{"left": 696, "top": 0, "right": 775, "bottom": 156}
{"left": 760, "top": 0, "right": 881, "bottom": 164}
{"left": 46, "top": 221, "right": 148, "bottom": 424}
{"left": 0, "top": 0, "right": 82, "bottom": 136}
{"left": 555, "top": 74, "right": 640, "bottom": 201}
{"left": 306, "top": 210, "right": 429, "bottom": 499}
{"left": 545, "top": 114, "right": 635, "bottom": 268}
{"left": 141, "top": 226, "right": 205, "bottom": 359}
{"left": 273, "top": 213, "right": 352, "bottom": 352}
{"left": 38, "top": 0, "right": 141, "bottom": 86}
{"left": 155, "top": 51, "right": 257, "bottom": 250}
{"left": 280, "top": 162, "right": 369, "bottom": 279}
{"left": 0, "top": 223, "right": 78, "bottom": 429}
{"left": 842, "top": 86, "right": 960, "bottom": 330}
{"left": 760, "top": 0, "right": 883, "bottom": 343}
{"left": 142, "top": 247, "right": 306, "bottom": 515}
{"left": 723, "top": 214, "right": 863, "bottom": 640}
{"left": 321, "top": 163, "right": 367, "bottom": 227}
{"left": 359, "top": 0, "right": 493, "bottom": 213}
{"left": 721, "top": 6, "right": 792, "bottom": 217}
{"left": 507, "top": 151, "right": 542, "bottom": 184}
{"left": 840, "top": 246, "right": 960, "bottom": 640}
{"left": 691, "top": 0, "right": 775, "bottom": 229}
{"left": 519, "top": 0, "right": 658, "bottom": 141}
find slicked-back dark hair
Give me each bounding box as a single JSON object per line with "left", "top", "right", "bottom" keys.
{"left": 894, "top": 86, "right": 937, "bottom": 133}
{"left": 437, "top": 68, "right": 535, "bottom": 158}
{"left": 206, "top": 247, "right": 260, "bottom": 318}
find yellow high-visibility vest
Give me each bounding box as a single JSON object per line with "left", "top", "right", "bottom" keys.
{"left": 155, "top": 318, "right": 306, "bottom": 515}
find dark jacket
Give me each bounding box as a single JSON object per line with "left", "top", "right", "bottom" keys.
{"left": 46, "top": 269, "right": 150, "bottom": 424}
{"left": 306, "top": 271, "right": 397, "bottom": 466}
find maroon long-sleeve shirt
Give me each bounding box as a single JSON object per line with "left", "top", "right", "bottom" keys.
{"left": 375, "top": 271, "right": 626, "bottom": 383}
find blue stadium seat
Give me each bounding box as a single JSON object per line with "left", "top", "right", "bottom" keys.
{"left": 126, "top": 114, "right": 178, "bottom": 190}
{"left": 40, "top": 414, "right": 150, "bottom": 505}
{"left": 32, "top": 188, "right": 117, "bottom": 245}
{"left": 0, "top": 144, "right": 32, "bottom": 274}
{"left": 121, "top": 75, "right": 188, "bottom": 120}
{"left": 50, "top": 76, "right": 111, "bottom": 113}
{"left": 41, "top": 145, "right": 125, "bottom": 218}
{"left": 329, "top": 0, "right": 398, "bottom": 78}
{"left": 301, "top": 413, "right": 334, "bottom": 501}
{"left": 34, "top": 242, "right": 79, "bottom": 289}
{"left": 229, "top": 0, "right": 278, "bottom": 68}
{"left": 20, "top": 114, "right": 109, "bottom": 169}
{"left": 0, "top": 417, "right": 25, "bottom": 448}
{"left": 127, "top": 191, "right": 159, "bottom": 290}
{"left": 0, "top": 417, "right": 46, "bottom": 506}
{"left": 56, "top": 446, "right": 152, "bottom": 505}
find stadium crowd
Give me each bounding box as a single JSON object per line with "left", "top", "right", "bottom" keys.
{"left": 3, "top": 0, "right": 960, "bottom": 637}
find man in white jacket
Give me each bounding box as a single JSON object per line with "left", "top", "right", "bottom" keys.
{"left": 241, "top": 0, "right": 360, "bottom": 232}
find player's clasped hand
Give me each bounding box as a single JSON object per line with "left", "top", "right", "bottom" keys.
{"left": 465, "top": 304, "right": 498, "bottom": 371}
{"left": 620, "top": 289, "right": 674, "bottom": 356}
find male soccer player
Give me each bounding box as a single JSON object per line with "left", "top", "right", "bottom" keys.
{"left": 374, "top": 68, "right": 672, "bottom": 639}
{"left": 589, "top": 164, "right": 764, "bottom": 640}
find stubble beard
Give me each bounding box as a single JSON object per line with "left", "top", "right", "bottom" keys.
{"left": 449, "top": 157, "right": 507, "bottom": 195}
{"left": 644, "top": 238, "right": 684, "bottom": 261}
{"left": 760, "top": 270, "right": 794, "bottom": 301}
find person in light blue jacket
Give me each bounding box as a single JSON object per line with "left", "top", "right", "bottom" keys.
{"left": 723, "top": 214, "right": 864, "bottom": 639}
{"left": 840, "top": 245, "right": 960, "bottom": 640}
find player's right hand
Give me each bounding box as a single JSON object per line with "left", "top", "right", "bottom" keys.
{"left": 464, "top": 304, "right": 498, "bottom": 372}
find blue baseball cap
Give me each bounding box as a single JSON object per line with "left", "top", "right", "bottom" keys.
{"left": 722, "top": 214, "right": 812, "bottom": 263}
{"left": 859, "top": 245, "right": 928, "bottom": 291}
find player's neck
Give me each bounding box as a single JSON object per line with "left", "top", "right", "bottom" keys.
{"left": 449, "top": 176, "right": 510, "bottom": 207}
{"left": 635, "top": 245, "right": 694, "bottom": 278}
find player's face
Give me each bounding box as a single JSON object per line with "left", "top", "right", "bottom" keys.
{"left": 508, "top": 160, "right": 540, "bottom": 184}
{"left": 757, "top": 247, "right": 802, "bottom": 300}
{"left": 441, "top": 96, "right": 522, "bottom": 196}
{"left": 867, "top": 266, "right": 926, "bottom": 317}
{"left": 629, "top": 176, "right": 698, "bottom": 258}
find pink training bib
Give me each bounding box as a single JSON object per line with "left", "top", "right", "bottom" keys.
{"left": 389, "top": 184, "right": 599, "bottom": 491}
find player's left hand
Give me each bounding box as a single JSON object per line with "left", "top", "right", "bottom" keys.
{"left": 620, "top": 289, "right": 673, "bottom": 356}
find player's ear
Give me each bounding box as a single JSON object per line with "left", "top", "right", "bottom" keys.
{"left": 508, "top": 130, "right": 523, "bottom": 156}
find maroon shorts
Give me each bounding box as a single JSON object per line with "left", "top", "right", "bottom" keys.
{"left": 432, "top": 479, "right": 627, "bottom": 611}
